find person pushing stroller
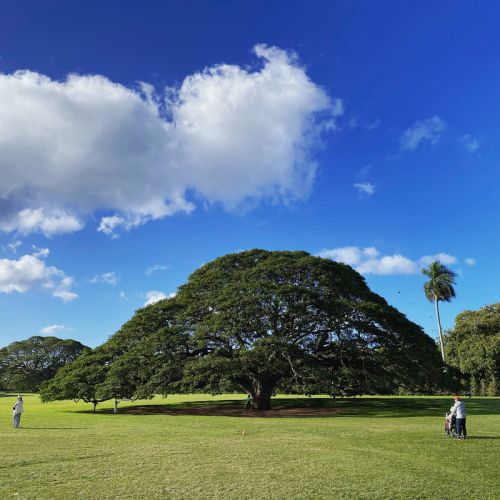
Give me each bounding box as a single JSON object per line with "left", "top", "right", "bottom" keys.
{"left": 448, "top": 396, "right": 467, "bottom": 439}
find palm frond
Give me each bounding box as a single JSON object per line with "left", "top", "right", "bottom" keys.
{"left": 421, "top": 260, "right": 457, "bottom": 302}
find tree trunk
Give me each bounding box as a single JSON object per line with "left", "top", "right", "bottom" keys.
{"left": 254, "top": 380, "right": 273, "bottom": 411}
{"left": 92, "top": 400, "right": 97, "bottom": 412}
{"left": 434, "top": 296, "right": 446, "bottom": 363}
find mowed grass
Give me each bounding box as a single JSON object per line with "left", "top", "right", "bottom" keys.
{"left": 0, "top": 394, "right": 499, "bottom": 499}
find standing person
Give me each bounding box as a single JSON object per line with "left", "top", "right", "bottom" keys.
{"left": 450, "top": 396, "right": 467, "bottom": 439}
{"left": 13, "top": 395, "right": 24, "bottom": 428}
{"left": 245, "top": 394, "right": 253, "bottom": 410}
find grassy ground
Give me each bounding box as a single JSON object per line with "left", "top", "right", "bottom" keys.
{"left": 0, "top": 394, "right": 498, "bottom": 499}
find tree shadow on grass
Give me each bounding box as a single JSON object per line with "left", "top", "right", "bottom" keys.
{"left": 20, "top": 427, "right": 87, "bottom": 430}
{"left": 329, "top": 397, "right": 500, "bottom": 418}
{"left": 75, "top": 397, "right": 500, "bottom": 419}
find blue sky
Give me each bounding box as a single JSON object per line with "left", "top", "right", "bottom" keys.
{"left": 0, "top": 0, "right": 498, "bottom": 348}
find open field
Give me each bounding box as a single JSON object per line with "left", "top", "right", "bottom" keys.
{"left": 0, "top": 394, "right": 499, "bottom": 499}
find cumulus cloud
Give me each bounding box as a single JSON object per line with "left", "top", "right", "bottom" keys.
{"left": 90, "top": 271, "right": 119, "bottom": 285}
{"left": 0, "top": 250, "right": 77, "bottom": 300}
{"left": 419, "top": 253, "right": 458, "bottom": 266}
{"left": 40, "top": 324, "right": 73, "bottom": 335}
{"left": 461, "top": 134, "right": 479, "bottom": 153}
{"left": 465, "top": 258, "right": 476, "bottom": 266}
{"left": 144, "top": 290, "right": 176, "bottom": 306}
{"left": 145, "top": 264, "right": 169, "bottom": 276}
{"left": 353, "top": 182, "right": 375, "bottom": 195}
{"left": 0, "top": 208, "right": 83, "bottom": 237}
{"left": 0, "top": 45, "right": 341, "bottom": 236}
{"left": 400, "top": 116, "right": 446, "bottom": 151}
{"left": 318, "top": 246, "right": 459, "bottom": 276}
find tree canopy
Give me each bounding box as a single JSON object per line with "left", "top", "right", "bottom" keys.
{"left": 444, "top": 302, "right": 499, "bottom": 396}
{"left": 42, "top": 250, "right": 445, "bottom": 410}
{"left": 0, "top": 336, "right": 87, "bottom": 392}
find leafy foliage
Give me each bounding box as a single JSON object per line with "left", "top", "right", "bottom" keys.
{"left": 0, "top": 336, "right": 86, "bottom": 392}
{"left": 444, "top": 302, "right": 499, "bottom": 395}
{"left": 171, "top": 251, "right": 444, "bottom": 408}
{"left": 40, "top": 300, "right": 183, "bottom": 408}
{"left": 42, "top": 250, "right": 445, "bottom": 410}
{"left": 40, "top": 347, "right": 115, "bottom": 410}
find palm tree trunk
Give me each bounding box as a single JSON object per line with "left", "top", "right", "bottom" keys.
{"left": 434, "top": 296, "right": 445, "bottom": 362}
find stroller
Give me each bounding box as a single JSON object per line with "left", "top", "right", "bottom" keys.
{"left": 444, "top": 412, "right": 457, "bottom": 437}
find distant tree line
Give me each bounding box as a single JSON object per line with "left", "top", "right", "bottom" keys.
{"left": 444, "top": 302, "right": 499, "bottom": 396}
{"left": 41, "top": 250, "right": 448, "bottom": 410}
{"left": 0, "top": 336, "right": 87, "bottom": 392}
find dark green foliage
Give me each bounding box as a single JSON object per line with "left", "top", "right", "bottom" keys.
{"left": 40, "top": 300, "right": 184, "bottom": 408}
{"left": 104, "top": 327, "right": 190, "bottom": 400}
{"left": 40, "top": 347, "right": 115, "bottom": 410}
{"left": 42, "top": 250, "right": 445, "bottom": 410}
{"left": 173, "top": 251, "right": 443, "bottom": 408}
{"left": 0, "top": 336, "right": 87, "bottom": 392}
{"left": 444, "top": 302, "right": 499, "bottom": 395}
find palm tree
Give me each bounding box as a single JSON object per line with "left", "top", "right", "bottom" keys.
{"left": 422, "top": 261, "right": 457, "bottom": 362}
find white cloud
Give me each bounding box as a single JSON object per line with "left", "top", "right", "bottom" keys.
{"left": 144, "top": 290, "right": 175, "bottom": 306}
{"left": 119, "top": 291, "right": 126, "bottom": 299}
{"left": 318, "top": 246, "right": 458, "bottom": 276}
{"left": 145, "top": 264, "right": 169, "bottom": 276}
{"left": 0, "top": 251, "right": 77, "bottom": 300}
{"left": 90, "top": 271, "right": 119, "bottom": 286}
{"left": 6, "top": 240, "right": 22, "bottom": 253}
{"left": 461, "top": 134, "right": 479, "bottom": 153}
{"left": 419, "top": 253, "right": 458, "bottom": 266}
{"left": 52, "top": 290, "right": 78, "bottom": 302}
{"left": 40, "top": 324, "right": 73, "bottom": 335}
{"left": 32, "top": 245, "right": 50, "bottom": 258}
{"left": 353, "top": 182, "right": 375, "bottom": 195}
{"left": 318, "top": 246, "right": 369, "bottom": 266}
{"left": 356, "top": 254, "right": 417, "bottom": 275}
{"left": 400, "top": 116, "right": 446, "bottom": 151}
{"left": 0, "top": 45, "right": 341, "bottom": 236}
{"left": 465, "top": 258, "right": 476, "bottom": 266}
{"left": 0, "top": 208, "right": 83, "bottom": 237}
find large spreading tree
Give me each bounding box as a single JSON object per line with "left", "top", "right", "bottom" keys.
{"left": 172, "top": 250, "right": 443, "bottom": 409}
{"left": 0, "top": 336, "right": 87, "bottom": 392}
{"left": 42, "top": 250, "right": 444, "bottom": 410}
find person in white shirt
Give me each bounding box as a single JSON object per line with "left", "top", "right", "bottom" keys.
{"left": 449, "top": 396, "right": 467, "bottom": 439}
{"left": 13, "top": 395, "right": 24, "bottom": 428}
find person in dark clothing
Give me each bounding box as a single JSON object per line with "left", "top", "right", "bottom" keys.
{"left": 245, "top": 394, "right": 253, "bottom": 410}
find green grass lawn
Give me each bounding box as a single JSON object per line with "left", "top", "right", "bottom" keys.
{"left": 0, "top": 394, "right": 499, "bottom": 499}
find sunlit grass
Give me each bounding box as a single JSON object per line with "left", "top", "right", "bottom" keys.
{"left": 0, "top": 394, "right": 498, "bottom": 499}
